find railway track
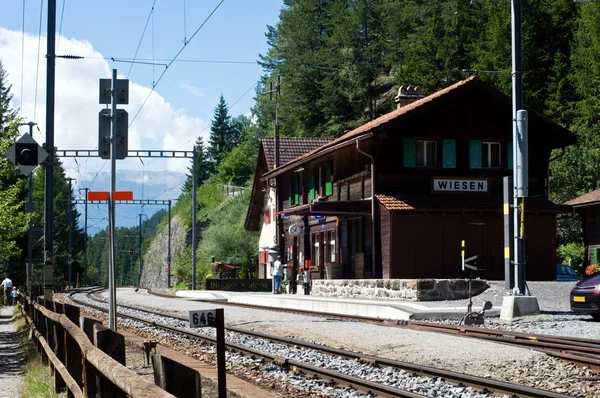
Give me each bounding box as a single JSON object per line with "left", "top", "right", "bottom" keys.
{"left": 69, "top": 289, "right": 573, "bottom": 398}
{"left": 191, "top": 297, "right": 600, "bottom": 372}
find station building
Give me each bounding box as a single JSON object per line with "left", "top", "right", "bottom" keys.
{"left": 565, "top": 190, "right": 600, "bottom": 266}
{"left": 246, "top": 77, "right": 576, "bottom": 282}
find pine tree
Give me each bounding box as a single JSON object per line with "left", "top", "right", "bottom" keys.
{"left": 208, "top": 95, "right": 233, "bottom": 167}
{"left": 183, "top": 136, "right": 211, "bottom": 193}
{"left": 0, "top": 61, "right": 17, "bottom": 130}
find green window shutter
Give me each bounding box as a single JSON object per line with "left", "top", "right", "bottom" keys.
{"left": 469, "top": 140, "right": 482, "bottom": 169}
{"left": 594, "top": 248, "right": 598, "bottom": 264}
{"left": 325, "top": 162, "right": 333, "bottom": 196}
{"left": 309, "top": 170, "right": 315, "bottom": 201}
{"left": 288, "top": 179, "right": 292, "bottom": 205}
{"left": 295, "top": 177, "right": 300, "bottom": 205}
{"left": 508, "top": 141, "right": 513, "bottom": 170}
{"left": 442, "top": 139, "right": 456, "bottom": 168}
{"left": 403, "top": 138, "right": 416, "bottom": 167}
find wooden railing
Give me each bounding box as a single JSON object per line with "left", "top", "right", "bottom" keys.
{"left": 205, "top": 278, "right": 272, "bottom": 292}
{"left": 20, "top": 294, "right": 176, "bottom": 398}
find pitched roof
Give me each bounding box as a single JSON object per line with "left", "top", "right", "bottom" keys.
{"left": 377, "top": 194, "right": 566, "bottom": 214}
{"left": 565, "top": 189, "right": 600, "bottom": 207}
{"left": 262, "top": 76, "right": 576, "bottom": 180}
{"left": 262, "top": 137, "right": 334, "bottom": 171}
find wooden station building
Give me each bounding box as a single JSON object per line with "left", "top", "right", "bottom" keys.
{"left": 566, "top": 190, "right": 600, "bottom": 266}
{"left": 246, "top": 77, "right": 576, "bottom": 282}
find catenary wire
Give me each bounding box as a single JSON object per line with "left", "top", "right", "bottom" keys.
{"left": 128, "top": 0, "right": 225, "bottom": 128}
{"left": 56, "top": 0, "right": 66, "bottom": 52}
{"left": 127, "top": 0, "right": 157, "bottom": 79}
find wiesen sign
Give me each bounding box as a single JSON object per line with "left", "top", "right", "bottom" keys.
{"left": 432, "top": 178, "right": 489, "bottom": 193}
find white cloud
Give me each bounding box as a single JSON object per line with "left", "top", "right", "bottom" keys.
{"left": 179, "top": 82, "right": 204, "bottom": 97}
{"left": 0, "top": 28, "right": 208, "bottom": 179}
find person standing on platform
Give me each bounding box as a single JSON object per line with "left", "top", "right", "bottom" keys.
{"left": 1, "top": 276, "right": 13, "bottom": 306}
{"left": 273, "top": 256, "right": 284, "bottom": 294}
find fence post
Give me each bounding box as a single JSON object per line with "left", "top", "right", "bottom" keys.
{"left": 64, "top": 304, "right": 83, "bottom": 395}
{"left": 216, "top": 308, "right": 226, "bottom": 398}
{"left": 94, "top": 323, "right": 126, "bottom": 398}
{"left": 52, "top": 303, "right": 67, "bottom": 394}
{"left": 151, "top": 353, "right": 201, "bottom": 397}
{"left": 79, "top": 316, "right": 99, "bottom": 342}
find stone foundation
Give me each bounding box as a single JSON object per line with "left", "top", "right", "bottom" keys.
{"left": 311, "top": 279, "right": 489, "bottom": 301}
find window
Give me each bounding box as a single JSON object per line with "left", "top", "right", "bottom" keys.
{"left": 288, "top": 177, "right": 300, "bottom": 205}
{"left": 328, "top": 230, "right": 336, "bottom": 262}
{"left": 482, "top": 142, "right": 501, "bottom": 168}
{"left": 312, "top": 233, "right": 321, "bottom": 271}
{"left": 416, "top": 140, "right": 437, "bottom": 167}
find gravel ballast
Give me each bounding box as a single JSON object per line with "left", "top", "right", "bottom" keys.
{"left": 84, "top": 285, "right": 600, "bottom": 397}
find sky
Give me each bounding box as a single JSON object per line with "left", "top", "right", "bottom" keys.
{"left": 0, "top": 0, "right": 282, "bottom": 188}
{"left": 0, "top": 0, "right": 282, "bottom": 231}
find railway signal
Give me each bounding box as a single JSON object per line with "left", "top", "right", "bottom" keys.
{"left": 6, "top": 134, "right": 49, "bottom": 176}
{"left": 130, "top": 248, "right": 134, "bottom": 256}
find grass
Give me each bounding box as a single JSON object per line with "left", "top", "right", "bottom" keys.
{"left": 13, "top": 305, "right": 66, "bottom": 398}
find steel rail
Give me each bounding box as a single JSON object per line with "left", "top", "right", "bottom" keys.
{"left": 189, "top": 297, "right": 600, "bottom": 370}
{"left": 70, "top": 291, "right": 573, "bottom": 398}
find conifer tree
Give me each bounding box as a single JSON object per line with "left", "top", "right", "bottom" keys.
{"left": 183, "top": 136, "right": 211, "bottom": 193}
{"left": 208, "top": 95, "right": 233, "bottom": 167}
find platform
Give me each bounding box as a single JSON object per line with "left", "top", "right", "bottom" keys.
{"left": 174, "top": 290, "right": 501, "bottom": 320}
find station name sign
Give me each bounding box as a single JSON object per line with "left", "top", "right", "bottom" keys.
{"left": 432, "top": 178, "right": 489, "bottom": 193}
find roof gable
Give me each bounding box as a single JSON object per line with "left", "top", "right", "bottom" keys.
{"left": 261, "top": 137, "right": 334, "bottom": 171}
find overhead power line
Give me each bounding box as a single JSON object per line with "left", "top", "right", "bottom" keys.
{"left": 128, "top": 0, "right": 157, "bottom": 79}
{"left": 128, "top": 0, "right": 226, "bottom": 128}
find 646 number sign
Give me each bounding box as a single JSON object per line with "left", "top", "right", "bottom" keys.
{"left": 189, "top": 309, "right": 217, "bottom": 328}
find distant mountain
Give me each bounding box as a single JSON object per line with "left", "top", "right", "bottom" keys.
{"left": 76, "top": 169, "right": 186, "bottom": 235}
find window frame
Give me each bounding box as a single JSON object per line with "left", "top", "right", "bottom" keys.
{"left": 482, "top": 141, "right": 501, "bottom": 169}
{"left": 416, "top": 140, "right": 437, "bottom": 168}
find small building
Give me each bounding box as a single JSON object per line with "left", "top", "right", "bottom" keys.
{"left": 245, "top": 137, "right": 334, "bottom": 278}
{"left": 565, "top": 190, "right": 600, "bottom": 265}
{"left": 249, "top": 77, "right": 576, "bottom": 282}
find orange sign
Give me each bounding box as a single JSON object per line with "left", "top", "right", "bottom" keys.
{"left": 87, "top": 191, "right": 133, "bottom": 201}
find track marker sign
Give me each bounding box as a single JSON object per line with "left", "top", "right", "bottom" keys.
{"left": 189, "top": 309, "right": 217, "bottom": 328}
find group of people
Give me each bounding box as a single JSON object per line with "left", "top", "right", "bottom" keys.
{"left": 1, "top": 276, "right": 18, "bottom": 306}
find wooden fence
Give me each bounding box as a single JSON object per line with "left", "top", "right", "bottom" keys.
{"left": 20, "top": 294, "right": 177, "bottom": 398}
{"left": 205, "top": 278, "right": 272, "bottom": 292}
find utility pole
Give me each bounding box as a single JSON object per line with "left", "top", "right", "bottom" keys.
{"left": 167, "top": 199, "right": 172, "bottom": 288}
{"left": 511, "top": 0, "right": 528, "bottom": 295}
{"left": 138, "top": 213, "right": 148, "bottom": 287}
{"left": 79, "top": 187, "right": 90, "bottom": 284}
{"left": 192, "top": 145, "right": 197, "bottom": 290}
{"left": 19, "top": 121, "right": 37, "bottom": 295}
{"left": 66, "top": 178, "right": 75, "bottom": 289}
{"left": 44, "top": 0, "right": 56, "bottom": 302}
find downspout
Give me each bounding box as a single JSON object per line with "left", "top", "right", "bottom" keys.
{"left": 356, "top": 139, "right": 377, "bottom": 279}
{"left": 546, "top": 147, "right": 565, "bottom": 198}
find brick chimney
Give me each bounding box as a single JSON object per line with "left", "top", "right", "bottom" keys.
{"left": 394, "top": 86, "right": 423, "bottom": 109}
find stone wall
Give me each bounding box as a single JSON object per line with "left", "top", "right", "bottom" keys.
{"left": 311, "top": 279, "right": 489, "bottom": 301}
{"left": 141, "top": 215, "right": 188, "bottom": 289}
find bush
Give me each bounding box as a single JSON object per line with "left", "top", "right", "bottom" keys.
{"left": 557, "top": 243, "right": 585, "bottom": 273}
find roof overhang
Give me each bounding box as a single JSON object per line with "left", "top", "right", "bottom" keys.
{"left": 284, "top": 200, "right": 372, "bottom": 216}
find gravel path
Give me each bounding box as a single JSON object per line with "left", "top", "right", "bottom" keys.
{"left": 0, "top": 306, "right": 24, "bottom": 398}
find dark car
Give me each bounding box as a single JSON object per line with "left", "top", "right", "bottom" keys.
{"left": 556, "top": 264, "right": 581, "bottom": 282}
{"left": 570, "top": 272, "right": 600, "bottom": 320}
